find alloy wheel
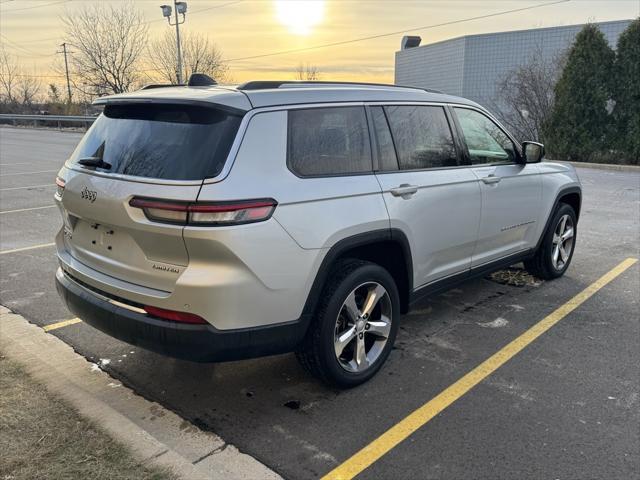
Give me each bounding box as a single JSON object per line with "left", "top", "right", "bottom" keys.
{"left": 333, "top": 282, "right": 392, "bottom": 373}
{"left": 551, "top": 214, "right": 574, "bottom": 270}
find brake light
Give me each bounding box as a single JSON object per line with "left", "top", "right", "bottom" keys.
{"left": 129, "top": 197, "right": 277, "bottom": 226}
{"left": 55, "top": 177, "right": 65, "bottom": 198}
{"left": 143, "top": 305, "right": 207, "bottom": 325}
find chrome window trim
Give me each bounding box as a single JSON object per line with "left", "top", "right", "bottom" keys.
{"left": 65, "top": 99, "right": 520, "bottom": 185}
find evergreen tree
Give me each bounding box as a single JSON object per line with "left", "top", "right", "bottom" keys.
{"left": 546, "top": 24, "right": 615, "bottom": 161}
{"left": 613, "top": 18, "right": 640, "bottom": 163}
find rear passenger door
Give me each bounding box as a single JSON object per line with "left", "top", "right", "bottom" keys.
{"left": 451, "top": 107, "right": 542, "bottom": 266}
{"left": 370, "top": 104, "right": 482, "bottom": 289}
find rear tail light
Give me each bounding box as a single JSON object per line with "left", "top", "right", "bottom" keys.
{"left": 55, "top": 177, "right": 65, "bottom": 198}
{"left": 129, "top": 197, "right": 277, "bottom": 226}
{"left": 143, "top": 305, "right": 207, "bottom": 325}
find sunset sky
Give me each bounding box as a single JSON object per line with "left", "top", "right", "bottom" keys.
{"left": 1, "top": 0, "right": 638, "bottom": 87}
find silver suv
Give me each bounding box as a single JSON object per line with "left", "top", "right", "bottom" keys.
{"left": 55, "top": 79, "right": 581, "bottom": 387}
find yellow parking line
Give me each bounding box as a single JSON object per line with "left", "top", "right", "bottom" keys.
{"left": 322, "top": 257, "right": 638, "bottom": 480}
{"left": 0, "top": 243, "right": 56, "bottom": 255}
{"left": 43, "top": 318, "right": 82, "bottom": 332}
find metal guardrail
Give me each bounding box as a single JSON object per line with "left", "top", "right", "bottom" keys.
{"left": 0, "top": 114, "right": 96, "bottom": 129}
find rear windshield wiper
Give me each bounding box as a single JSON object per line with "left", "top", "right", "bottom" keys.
{"left": 78, "top": 157, "right": 111, "bottom": 170}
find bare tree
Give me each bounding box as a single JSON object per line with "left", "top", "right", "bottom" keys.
{"left": 61, "top": 2, "right": 148, "bottom": 96}
{"left": 0, "top": 48, "right": 41, "bottom": 112}
{"left": 15, "top": 73, "right": 41, "bottom": 108}
{"left": 491, "top": 46, "right": 565, "bottom": 143}
{"left": 295, "top": 63, "right": 321, "bottom": 81}
{"left": 147, "top": 31, "right": 229, "bottom": 84}
{"left": 0, "top": 47, "right": 19, "bottom": 105}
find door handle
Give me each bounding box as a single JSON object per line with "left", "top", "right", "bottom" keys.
{"left": 390, "top": 184, "right": 418, "bottom": 198}
{"left": 481, "top": 175, "right": 501, "bottom": 185}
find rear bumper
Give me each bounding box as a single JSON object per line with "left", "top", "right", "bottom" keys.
{"left": 55, "top": 268, "right": 310, "bottom": 362}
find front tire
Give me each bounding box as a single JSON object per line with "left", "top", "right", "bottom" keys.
{"left": 296, "top": 259, "right": 400, "bottom": 388}
{"left": 525, "top": 203, "right": 577, "bottom": 280}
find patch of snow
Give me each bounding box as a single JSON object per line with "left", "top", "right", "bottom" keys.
{"left": 477, "top": 317, "right": 509, "bottom": 328}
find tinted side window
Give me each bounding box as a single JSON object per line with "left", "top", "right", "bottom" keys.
{"left": 287, "top": 107, "right": 372, "bottom": 176}
{"left": 384, "top": 105, "right": 458, "bottom": 170}
{"left": 454, "top": 108, "right": 517, "bottom": 164}
{"left": 370, "top": 106, "right": 399, "bottom": 171}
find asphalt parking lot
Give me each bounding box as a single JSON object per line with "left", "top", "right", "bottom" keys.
{"left": 1, "top": 126, "right": 638, "bottom": 480}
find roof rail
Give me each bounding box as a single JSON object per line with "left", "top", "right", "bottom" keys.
{"left": 237, "top": 80, "right": 442, "bottom": 93}
{"left": 140, "top": 83, "right": 184, "bottom": 90}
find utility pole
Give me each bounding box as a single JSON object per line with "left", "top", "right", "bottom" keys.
{"left": 60, "top": 43, "right": 72, "bottom": 104}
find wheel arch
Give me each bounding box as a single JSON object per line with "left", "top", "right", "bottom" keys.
{"left": 559, "top": 190, "right": 581, "bottom": 220}
{"left": 536, "top": 185, "right": 582, "bottom": 251}
{"left": 302, "top": 229, "right": 413, "bottom": 318}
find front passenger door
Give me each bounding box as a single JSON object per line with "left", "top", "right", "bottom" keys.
{"left": 452, "top": 107, "right": 542, "bottom": 267}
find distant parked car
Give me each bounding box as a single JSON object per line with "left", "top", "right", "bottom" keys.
{"left": 54, "top": 78, "right": 581, "bottom": 387}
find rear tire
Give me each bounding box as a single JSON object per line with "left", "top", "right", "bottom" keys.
{"left": 296, "top": 259, "right": 400, "bottom": 388}
{"left": 525, "top": 203, "right": 577, "bottom": 280}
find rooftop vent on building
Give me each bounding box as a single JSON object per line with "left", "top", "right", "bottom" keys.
{"left": 401, "top": 35, "right": 421, "bottom": 50}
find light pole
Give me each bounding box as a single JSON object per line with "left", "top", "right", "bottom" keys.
{"left": 160, "top": 1, "right": 187, "bottom": 84}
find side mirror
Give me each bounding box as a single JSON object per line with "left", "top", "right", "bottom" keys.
{"left": 522, "top": 141, "right": 544, "bottom": 163}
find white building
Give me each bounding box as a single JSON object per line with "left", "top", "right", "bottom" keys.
{"left": 395, "top": 20, "right": 632, "bottom": 110}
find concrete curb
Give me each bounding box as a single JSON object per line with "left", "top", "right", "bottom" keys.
{"left": 553, "top": 160, "right": 640, "bottom": 172}
{"left": 0, "top": 306, "right": 282, "bottom": 480}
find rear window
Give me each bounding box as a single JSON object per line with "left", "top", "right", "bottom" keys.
{"left": 287, "top": 107, "right": 372, "bottom": 177}
{"left": 69, "top": 103, "right": 242, "bottom": 181}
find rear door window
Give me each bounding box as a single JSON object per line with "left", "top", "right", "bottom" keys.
{"left": 384, "top": 105, "right": 458, "bottom": 170}
{"left": 69, "top": 103, "right": 242, "bottom": 181}
{"left": 287, "top": 106, "right": 372, "bottom": 177}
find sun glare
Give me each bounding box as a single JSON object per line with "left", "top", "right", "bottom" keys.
{"left": 275, "top": 1, "right": 325, "bottom": 36}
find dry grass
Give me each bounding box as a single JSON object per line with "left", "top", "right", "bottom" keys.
{"left": 0, "top": 355, "right": 176, "bottom": 480}
{"left": 488, "top": 267, "right": 542, "bottom": 288}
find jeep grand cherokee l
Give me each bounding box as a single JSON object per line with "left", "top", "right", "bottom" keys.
{"left": 55, "top": 79, "right": 581, "bottom": 387}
